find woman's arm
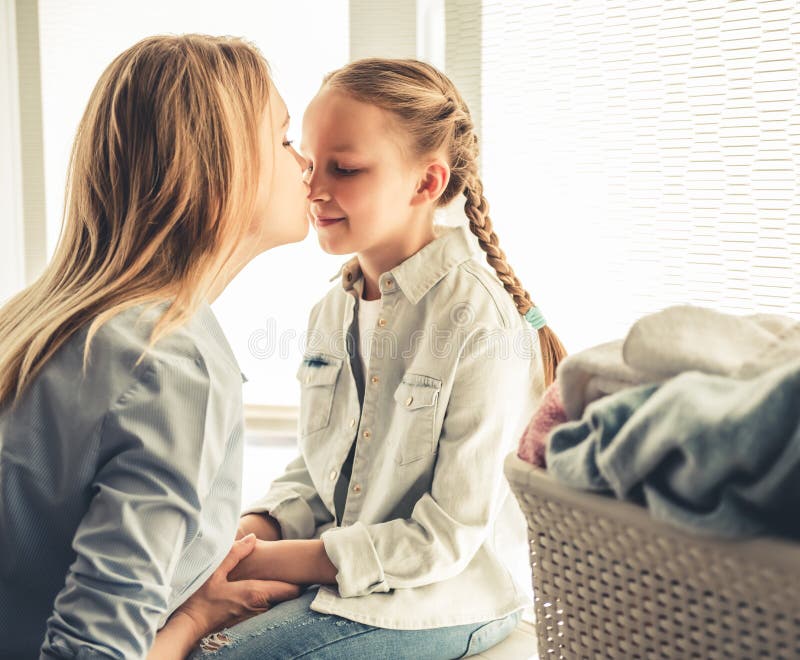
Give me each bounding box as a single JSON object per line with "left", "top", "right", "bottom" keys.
{"left": 41, "top": 359, "right": 217, "bottom": 658}
{"left": 148, "top": 612, "right": 204, "bottom": 660}
{"left": 147, "top": 535, "right": 301, "bottom": 659}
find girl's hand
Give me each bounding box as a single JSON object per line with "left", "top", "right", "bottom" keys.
{"left": 175, "top": 534, "right": 301, "bottom": 639}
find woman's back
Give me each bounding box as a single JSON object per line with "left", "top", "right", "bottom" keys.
{"left": 0, "top": 303, "right": 246, "bottom": 657}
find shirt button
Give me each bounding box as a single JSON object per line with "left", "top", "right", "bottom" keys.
{"left": 385, "top": 279, "right": 393, "bottom": 287}
{"left": 405, "top": 396, "right": 414, "bottom": 407}
{"left": 329, "top": 470, "right": 338, "bottom": 481}
{"left": 363, "top": 430, "right": 371, "bottom": 439}
{"left": 378, "top": 318, "right": 387, "bottom": 328}
{"left": 349, "top": 418, "right": 357, "bottom": 428}
{"left": 371, "top": 375, "right": 379, "bottom": 384}
{"left": 352, "top": 484, "right": 362, "bottom": 494}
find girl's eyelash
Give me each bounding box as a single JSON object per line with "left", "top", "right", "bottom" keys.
{"left": 301, "top": 163, "right": 359, "bottom": 175}
{"left": 283, "top": 139, "right": 294, "bottom": 147}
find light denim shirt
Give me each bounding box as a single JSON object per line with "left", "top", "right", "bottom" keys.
{"left": 0, "top": 303, "right": 245, "bottom": 659}
{"left": 245, "top": 226, "right": 543, "bottom": 629}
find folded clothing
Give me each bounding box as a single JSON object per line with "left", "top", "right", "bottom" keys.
{"left": 558, "top": 305, "right": 800, "bottom": 420}
{"left": 546, "top": 356, "right": 800, "bottom": 539}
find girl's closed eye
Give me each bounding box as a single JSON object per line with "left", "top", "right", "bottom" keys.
{"left": 334, "top": 165, "right": 360, "bottom": 176}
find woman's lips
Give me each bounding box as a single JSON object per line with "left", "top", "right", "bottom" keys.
{"left": 315, "top": 216, "right": 345, "bottom": 228}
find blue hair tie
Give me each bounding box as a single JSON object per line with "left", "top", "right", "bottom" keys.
{"left": 524, "top": 306, "right": 547, "bottom": 330}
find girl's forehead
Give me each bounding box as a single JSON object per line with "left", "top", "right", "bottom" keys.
{"left": 304, "top": 89, "right": 396, "bottom": 139}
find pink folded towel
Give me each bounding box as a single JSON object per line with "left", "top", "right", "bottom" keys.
{"left": 518, "top": 382, "right": 567, "bottom": 468}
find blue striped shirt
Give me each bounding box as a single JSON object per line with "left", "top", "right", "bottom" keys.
{"left": 0, "top": 303, "right": 244, "bottom": 658}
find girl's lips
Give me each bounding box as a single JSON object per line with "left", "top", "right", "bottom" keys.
{"left": 315, "top": 216, "right": 345, "bottom": 228}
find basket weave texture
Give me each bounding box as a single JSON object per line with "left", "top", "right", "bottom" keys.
{"left": 504, "top": 453, "right": 800, "bottom": 659}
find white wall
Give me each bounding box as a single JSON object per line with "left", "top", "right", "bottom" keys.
{"left": 350, "top": 0, "right": 416, "bottom": 60}
{"left": 0, "top": 0, "right": 24, "bottom": 304}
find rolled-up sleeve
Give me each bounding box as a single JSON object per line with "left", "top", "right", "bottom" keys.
{"left": 242, "top": 453, "right": 334, "bottom": 540}
{"left": 322, "top": 327, "right": 537, "bottom": 597}
{"left": 41, "top": 357, "right": 213, "bottom": 659}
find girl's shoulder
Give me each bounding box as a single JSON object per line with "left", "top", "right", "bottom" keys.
{"left": 441, "top": 257, "right": 528, "bottom": 332}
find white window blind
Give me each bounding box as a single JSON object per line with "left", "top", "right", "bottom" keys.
{"left": 471, "top": 0, "right": 799, "bottom": 351}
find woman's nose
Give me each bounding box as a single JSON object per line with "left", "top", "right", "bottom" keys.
{"left": 290, "top": 145, "right": 308, "bottom": 172}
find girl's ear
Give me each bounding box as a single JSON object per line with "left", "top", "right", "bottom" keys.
{"left": 412, "top": 158, "right": 451, "bottom": 206}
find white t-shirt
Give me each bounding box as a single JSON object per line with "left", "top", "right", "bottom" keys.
{"left": 356, "top": 297, "right": 381, "bottom": 384}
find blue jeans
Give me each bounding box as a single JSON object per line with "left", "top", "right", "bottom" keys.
{"left": 189, "top": 588, "right": 522, "bottom": 659}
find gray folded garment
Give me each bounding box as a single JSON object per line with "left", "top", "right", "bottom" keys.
{"left": 547, "top": 356, "right": 800, "bottom": 539}
{"left": 558, "top": 305, "right": 800, "bottom": 420}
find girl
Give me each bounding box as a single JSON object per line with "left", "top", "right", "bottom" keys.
{"left": 0, "top": 35, "right": 309, "bottom": 659}
{"left": 201, "top": 59, "right": 566, "bottom": 659}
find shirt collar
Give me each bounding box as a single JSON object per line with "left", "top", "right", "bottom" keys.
{"left": 328, "top": 225, "right": 478, "bottom": 304}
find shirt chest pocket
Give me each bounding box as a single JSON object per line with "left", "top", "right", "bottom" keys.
{"left": 297, "top": 355, "right": 343, "bottom": 437}
{"left": 392, "top": 374, "right": 442, "bottom": 465}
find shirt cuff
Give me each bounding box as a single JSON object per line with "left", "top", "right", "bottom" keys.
{"left": 242, "top": 491, "right": 316, "bottom": 540}
{"left": 321, "top": 522, "right": 390, "bottom": 598}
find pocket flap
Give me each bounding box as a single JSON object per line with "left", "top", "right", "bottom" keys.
{"left": 296, "top": 355, "right": 343, "bottom": 387}
{"left": 393, "top": 374, "right": 442, "bottom": 410}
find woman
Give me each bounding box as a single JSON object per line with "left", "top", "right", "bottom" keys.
{"left": 0, "top": 34, "right": 308, "bottom": 658}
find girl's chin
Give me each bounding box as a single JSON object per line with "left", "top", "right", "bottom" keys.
{"left": 315, "top": 233, "right": 353, "bottom": 256}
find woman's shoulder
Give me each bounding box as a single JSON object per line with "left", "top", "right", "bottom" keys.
{"left": 5, "top": 304, "right": 218, "bottom": 445}
{"left": 87, "top": 303, "right": 205, "bottom": 376}
{"left": 68, "top": 302, "right": 242, "bottom": 411}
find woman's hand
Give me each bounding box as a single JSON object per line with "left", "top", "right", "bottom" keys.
{"left": 236, "top": 513, "right": 282, "bottom": 541}
{"left": 148, "top": 535, "right": 301, "bottom": 659}
{"left": 178, "top": 534, "right": 301, "bottom": 636}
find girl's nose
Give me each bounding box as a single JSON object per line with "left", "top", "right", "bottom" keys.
{"left": 306, "top": 172, "right": 330, "bottom": 202}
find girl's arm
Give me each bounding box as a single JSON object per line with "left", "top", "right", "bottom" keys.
{"left": 237, "top": 511, "right": 282, "bottom": 541}
{"left": 239, "top": 453, "right": 334, "bottom": 541}
{"left": 229, "top": 538, "right": 338, "bottom": 585}
{"left": 239, "top": 304, "right": 335, "bottom": 544}
{"left": 231, "top": 327, "right": 532, "bottom": 596}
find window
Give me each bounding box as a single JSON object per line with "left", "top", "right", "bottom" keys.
{"left": 37, "top": 0, "right": 349, "bottom": 407}
{"left": 473, "top": 0, "right": 799, "bottom": 351}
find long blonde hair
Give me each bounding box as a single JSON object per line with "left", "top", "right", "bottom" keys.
{"left": 0, "top": 34, "right": 273, "bottom": 408}
{"left": 323, "top": 58, "right": 567, "bottom": 386}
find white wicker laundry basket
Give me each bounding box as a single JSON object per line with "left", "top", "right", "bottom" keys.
{"left": 504, "top": 453, "right": 800, "bottom": 659}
